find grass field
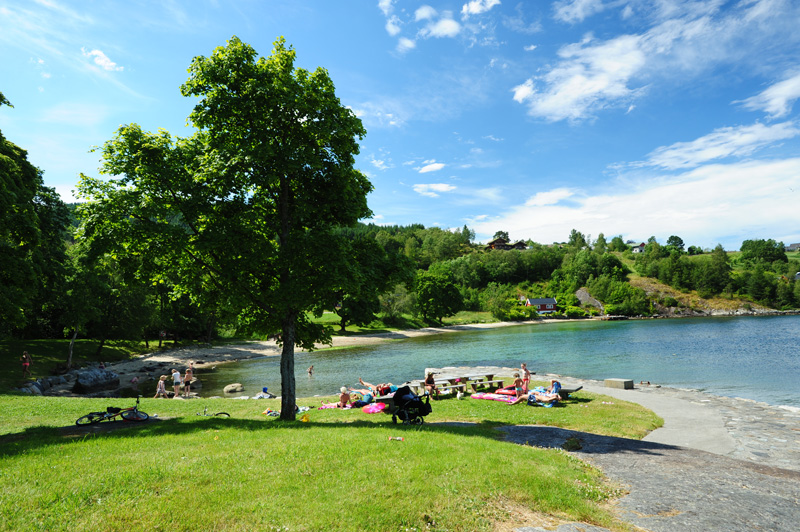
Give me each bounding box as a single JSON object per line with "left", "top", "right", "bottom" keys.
{"left": 0, "top": 384, "right": 661, "bottom": 532}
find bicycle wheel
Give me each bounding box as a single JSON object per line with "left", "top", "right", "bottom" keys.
{"left": 121, "top": 409, "right": 149, "bottom": 422}
{"left": 76, "top": 412, "right": 104, "bottom": 425}
{"left": 213, "top": 412, "right": 230, "bottom": 417}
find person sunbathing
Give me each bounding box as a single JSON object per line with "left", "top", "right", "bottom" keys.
{"left": 337, "top": 387, "right": 351, "bottom": 408}
{"left": 508, "top": 379, "right": 561, "bottom": 405}
{"left": 358, "top": 378, "right": 396, "bottom": 396}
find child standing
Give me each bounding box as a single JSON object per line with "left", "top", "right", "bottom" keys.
{"left": 513, "top": 372, "right": 524, "bottom": 398}
{"left": 154, "top": 375, "right": 168, "bottom": 398}
{"left": 183, "top": 363, "right": 194, "bottom": 398}
{"left": 520, "top": 363, "right": 531, "bottom": 392}
{"left": 171, "top": 368, "right": 182, "bottom": 398}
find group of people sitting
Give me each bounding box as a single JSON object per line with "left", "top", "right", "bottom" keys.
{"left": 332, "top": 373, "right": 561, "bottom": 408}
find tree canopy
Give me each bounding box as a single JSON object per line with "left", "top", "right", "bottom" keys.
{"left": 77, "top": 37, "right": 372, "bottom": 419}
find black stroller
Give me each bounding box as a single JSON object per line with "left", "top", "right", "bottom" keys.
{"left": 386, "top": 385, "right": 432, "bottom": 425}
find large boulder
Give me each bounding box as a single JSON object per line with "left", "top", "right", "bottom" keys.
{"left": 72, "top": 368, "right": 120, "bottom": 394}
{"left": 223, "top": 383, "right": 244, "bottom": 393}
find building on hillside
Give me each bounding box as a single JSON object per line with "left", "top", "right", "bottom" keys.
{"left": 525, "top": 297, "right": 558, "bottom": 314}
{"left": 485, "top": 237, "right": 528, "bottom": 251}
{"left": 786, "top": 243, "right": 800, "bottom": 252}
{"left": 631, "top": 243, "right": 646, "bottom": 253}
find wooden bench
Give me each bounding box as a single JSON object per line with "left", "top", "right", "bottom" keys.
{"left": 470, "top": 379, "right": 504, "bottom": 392}
{"left": 438, "top": 383, "right": 467, "bottom": 394}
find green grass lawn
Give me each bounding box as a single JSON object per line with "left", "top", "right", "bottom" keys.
{"left": 0, "top": 385, "right": 660, "bottom": 532}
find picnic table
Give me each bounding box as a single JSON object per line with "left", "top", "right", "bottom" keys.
{"left": 408, "top": 373, "right": 505, "bottom": 394}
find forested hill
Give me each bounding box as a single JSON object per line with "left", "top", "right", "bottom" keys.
{"left": 333, "top": 224, "right": 799, "bottom": 326}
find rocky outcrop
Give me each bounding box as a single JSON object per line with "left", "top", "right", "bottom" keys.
{"left": 72, "top": 368, "right": 120, "bottom": 394}
{"left": 223, "top": 383, "right": 244, "bottom": 393}
{"left": 575, "top": 287, "right": 604, "bottom": 313}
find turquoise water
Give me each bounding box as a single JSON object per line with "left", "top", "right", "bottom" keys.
{"left": 198, "top": 315, "right": 800, "bottom": 407}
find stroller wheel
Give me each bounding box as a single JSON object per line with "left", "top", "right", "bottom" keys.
{"left": 411, "top": 417, "right": 424, "bottom": 425}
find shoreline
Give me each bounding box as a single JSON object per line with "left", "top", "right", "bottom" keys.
{"left": 35, "top": 316, "right": 800, "bottom": 471}
{"left": 96, "top": 315, "right": 798, "bottom": 410}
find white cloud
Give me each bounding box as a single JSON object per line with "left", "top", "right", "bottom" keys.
{"left": 475, "top": 187, "right": 504, "bottom": 202}
{"left": 470, "top": 158, "right": 800, "bottom": 249}
{"left": 378, "top": 0, "right": 394, "bottom": 17}
{"left": 644, "top": 122, "right": 800, "bottom": 170}
{"left": 513, "top": 34, "right": 646, "bottom": 121}
{"left": 371, "top": 157, "right": 391, "bottom": 170}
{"left": 419, "top": 162, "right": 446, "bottom": 173}
{"left": 385, "top": 15, "right": 402, "bottom": 36}
{"left": 422, "top": 17, "right": 461, "bottom": 38}
{"left": 523, "top": 44, "right": 537, "bottom": 51}
{"left": 553, "top": 0, "right": 607, "bottom": 24}
{"left": 415, "top": 5, "right": 437, "bottom": 21}
{"left": 397, "top": 37, "right": 416, "bottom": 53}
{"left": 461, "top": 0, "right": 501, "bottom": 19}
{"left": 524, "top": 188, "right": 575, "bottom": 206}
{"left": 413, "top": 183, "right": 457, "bottom": 197}
{"left": 81, "top": 47, "right": 123, "bottom": 71}
{"left": 515, "top": 1, "right": 800, "bottom": 122}
{"left": 739, "top": 73, "right": 800, "bottom": 119}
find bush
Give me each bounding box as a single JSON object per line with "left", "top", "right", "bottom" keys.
{"left": 492, "top": 298, "right": 539, "bottom": 321}
{"left": 661, "top": 296, "right": 678, "bottom": 307}
{"left": 563, "top": 305, "right": 588, "bottom": 318}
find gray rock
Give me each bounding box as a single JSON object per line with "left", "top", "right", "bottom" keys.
{"left": 223, "top": 383, "right": 244, "bottom": 393}
{"left": 72, "top": 368, "right": 120, "bottom": 394}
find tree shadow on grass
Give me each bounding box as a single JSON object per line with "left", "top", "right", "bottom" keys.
{"left": 0, "top": 411, "right": 677, "bottom": 462}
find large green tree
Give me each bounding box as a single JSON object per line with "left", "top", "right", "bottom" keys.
{"left": 1, "top": 93, "right": 48, "bottom": 334}
{"left": 78, "top": 37, "right": 372, "bottom": 419}
{"left": 740, "top": 239, "right": 787, "bottom": 265}
{"left": 415, "top": 270, "right": 463, "bottom": 325}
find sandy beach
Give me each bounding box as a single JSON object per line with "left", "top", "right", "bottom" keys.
{"left": 105, "top": 319, "right": 554, "bottom": 380}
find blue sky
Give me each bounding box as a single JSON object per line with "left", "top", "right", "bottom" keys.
{"left": 2, "top": 0, "right": 800, "bottom": 250}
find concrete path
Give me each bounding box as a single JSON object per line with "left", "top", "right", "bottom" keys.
{"left": 501, "top": 376, "right": 800, "bottom": 531}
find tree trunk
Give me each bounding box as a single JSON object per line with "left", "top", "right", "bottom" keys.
{"left": 279, "top": 319, "right": 297, "bottom": 421}
{"left": 67, "top": 329, "right": 78, "bottom": 370}
{"left": 205, "top": 311, "right": 215, "bottom": 344}
{"left": 95, "top": 336, "right": 106, "bottom": 358}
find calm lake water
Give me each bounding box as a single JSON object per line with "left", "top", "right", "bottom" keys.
{"left": 197, "top": 315, "right": 800, "bottom": 408}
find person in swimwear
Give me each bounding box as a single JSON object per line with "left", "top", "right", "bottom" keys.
{"left": 512, "top": 373, "right": 524, "bottom": 398}
{"left": 509, "top": 379, "right": 561, "bottom": 405}
{"left": 21, "top": 351, "right": 32, "bottom": 378}
{"left": 424, "top": 372, "right": 438, "bottom": 396}
{"left": 520, "top": 363, "right": 531, "bottom": 392}
{"left": 358, "top": 378, "right": 396, "bottom": 396}
{"left": 337, "top": 387, "right": 351, "bottom": 408}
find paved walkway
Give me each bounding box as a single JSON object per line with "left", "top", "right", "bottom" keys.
{"left": 504, "top": 375, "right": 800, "bottom": 532}
{"left": 432, "top": 366, "right": 800, "bottom": 531}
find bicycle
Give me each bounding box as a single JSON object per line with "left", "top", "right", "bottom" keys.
{"left": 75, "top": 395, "right": 149, "bottom": 425}
{"left": 196, "top": 406, "right": 230, "bottom": 418}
